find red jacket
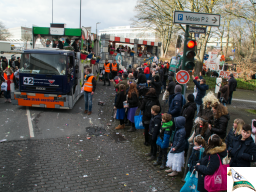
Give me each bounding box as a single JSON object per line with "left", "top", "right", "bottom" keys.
{"left": 144, "top": 67, "right": 150, "bottom": 74}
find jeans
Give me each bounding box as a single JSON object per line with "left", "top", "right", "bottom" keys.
{"left": 84, "top": 91, "right": 93, "bottom": 111}
{"left": 4, "top": 91, "right": 11, "bottom": 99}
{"left": 228, "top": 91, "right": 233, "bottom": 104}
{"left": 196, "top": 104, "right": 201, "bottom": 115}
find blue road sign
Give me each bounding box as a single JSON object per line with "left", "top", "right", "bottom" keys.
{"left": 178, "top": 14, "right": 183, "bottom": 21}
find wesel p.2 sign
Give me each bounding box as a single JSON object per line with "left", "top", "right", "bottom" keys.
{"left": 174, "top": 11, "right": 220, "bottom": 27}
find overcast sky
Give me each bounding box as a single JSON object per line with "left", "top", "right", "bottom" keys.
{"left": 0, "top": 0, "right": 138, "bottom": 32}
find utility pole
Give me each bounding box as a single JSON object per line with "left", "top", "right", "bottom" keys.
{"left": 80, "top": 0, "right": 81, "bottom": 28}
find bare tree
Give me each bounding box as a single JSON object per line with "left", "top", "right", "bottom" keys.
{"left": 22, "top": 31, "right": 32, "bottom": 49}
{"left": 0, "top": 21, "right": 11, "bottom": 40}
{"left": 132, "top": 0, "right": 178, "bottom": 57}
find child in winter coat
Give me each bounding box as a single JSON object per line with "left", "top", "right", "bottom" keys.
{"left": 195, "top": 134, "right": 227, "bottom": 192}
{"left": 187, "top": 135, "right": 205, "bottom": 175}
{"left": 165, "top": 116, "right": 186, "bottom": 177}
{"left": 225, "top": 118, "right": 245, "bottom": 151}
{"left": 229, "top": 124, "right": 256, "bottom": 167}
{"left": 154, "top": 113, "right": 173, "bottom": 169}
{"left": 146, "top": 105, "right": 162, "bottom": 161}
{"left": 115, "top": 84, "right": 127, "bottom": 130}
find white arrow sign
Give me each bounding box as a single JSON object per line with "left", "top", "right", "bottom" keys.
{"left": 174, "top": 11, "right": 220, "bottom": 27}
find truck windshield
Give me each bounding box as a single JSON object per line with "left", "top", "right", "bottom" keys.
{"left": 20, "top": 53, "right": 66, "bottom": 75}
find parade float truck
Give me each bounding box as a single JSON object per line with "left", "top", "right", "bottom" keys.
{"left": 11, "top": 24, "right": 84, "bottom": 109}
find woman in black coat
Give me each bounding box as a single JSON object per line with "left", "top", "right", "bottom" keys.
{"left": 181, "top": 94, "right": 197, "bottom": 139}
{"left": 196, "top": 135, "right": 227, "bottom": 192}
{"left": 209, "top": 102, "right": 230, "bottom": 139}
{"left": 140, "top": 88, "right": 161, "bottom": 146}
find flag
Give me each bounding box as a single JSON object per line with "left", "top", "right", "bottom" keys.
{"left": 228, "top": 168, "right": 256, "bottom": 191}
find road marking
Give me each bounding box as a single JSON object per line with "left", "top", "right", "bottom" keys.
{"left": 232, "top": 99, "right": 256, "bottom": 103}
{"left": 26, "top": 107, "right": 34, "bottom": 138}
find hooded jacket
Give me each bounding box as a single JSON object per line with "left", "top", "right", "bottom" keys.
{"left": 157, "top": 121, "right": 173, "bottom": 149}
{"left": 137, "top": 72, "right": 147, "bottom": 84}
{"left": 167, "top": 77, "right": 176, "bottom": 95}
{"left": 171, "top": 116, "right": 186, "bottom": 153}
{"left": 168, "top": 92, "right": 183, "bottom": 118}
{"left": 181, "top": 102, "right": 197, "bottom": 138}
{"left": 220, "top": 84, "right": 229, "bottom": 102}
{"left": 229, "top": 135, "right": 256, "bottom": 167}
{"left": 228, "top": 77, "right": 237, "bottom": 92}
{"left": 225, "top": 127, "right": 236, "bottom": 151}
{"left": 151, "top": 76, "right": 162, "bottom": 97}
{"left": 193, "top": 80, "right": 209, "bottom": 105}
{"left": 149, "top": 113, "right": 162, "bottom": 141}
{"left": 140, "top": 94, "right": 161, "bottom": 123}
{"left": 196, "top": 142, "right": 227, "bottom": 192}
{"left": 211, "top": 114, "right": 230, "bottom": 139}
{"left": 198, "top": 105, "right": 213, "bottom": 120}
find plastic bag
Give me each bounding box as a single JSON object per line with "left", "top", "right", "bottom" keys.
{"left": 162, "top": 90, "right": 169, "bottom": 101}
{"left": 134, "top": 111, "right": 144, "bottom": 129}
{"left": 1, "top": 82, "right": 7, "bottom": 91}
{"left": 180, "top": 170, "right": 199, "bottom": 192}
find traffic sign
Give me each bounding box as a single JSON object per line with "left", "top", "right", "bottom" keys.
{"left": 176, "top": 70, "right": 190, "bottom": 84}
{"left": 174, "top": 11, "right": 220, "bottom": 27}
{"left": 189, "top": 27, "right": 206, "bottom": 34}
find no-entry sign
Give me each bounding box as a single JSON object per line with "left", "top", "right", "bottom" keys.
{"left": 176, "top": 70, "right": 190, "bottom": 84}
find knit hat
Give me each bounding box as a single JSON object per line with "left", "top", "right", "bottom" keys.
{"left": 187, "top": 94, "right": 194, "bottom": 102}
{"left": 169, "top": 71, "right": 174, "bottom": 77}
{"left": 174, "top": 85, "right": 182, "bottom": 93}
{"left": 168, "top": 76, "right": 173, "bottom": 81}
{"left": 229, "top": 73, "right": 234, "bottom": 77}
{"left": 195, "top": 76, "right": 199, "bottom": 80}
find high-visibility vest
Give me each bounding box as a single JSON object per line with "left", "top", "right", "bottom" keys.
{"left": 84, "top": 75, "right": 94, "bottom": 92}
{"left": 112, "top": 63, "right": 117, "bottom": 71}
{"left": 104, "top": 63, "right": 110, "bottom": 73}
{"left": 4, "top": 73, "right": 14, "bottom": 81}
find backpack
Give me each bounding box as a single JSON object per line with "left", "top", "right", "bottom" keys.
{"left": 144, "top": 99, "right": 159, "bottom": 118}
{"left": 181, "top": 94, "right": 186, "bottom": 108}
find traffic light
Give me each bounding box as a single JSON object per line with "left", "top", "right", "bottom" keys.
{"left": 184, "top": 39, "right": 197, "bottom": 70}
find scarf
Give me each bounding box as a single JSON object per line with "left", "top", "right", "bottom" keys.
{"left": 85, "top": 73, "right": 93, "bottom": 81}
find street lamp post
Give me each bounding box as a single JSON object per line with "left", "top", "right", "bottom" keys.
{"left": 52, "top": 0, "right": 53, "bottom": 23}
{"left": 96, "top": 22, "right": 100, "bottom": 55}
{"left": 96, "top": 22, "right": 101, "bottom": 39}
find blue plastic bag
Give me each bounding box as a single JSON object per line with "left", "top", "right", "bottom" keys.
{"left": 184, "top": 171, "right": 192, "bottom": 182}
{"left": 180, "top": 170, "right": 199, "bottom": 192}
{"left": 134, "top": 111, "right": 144, "bottom": 129}
{"left": 156, "top": 136, "right": 162, "bottom": 146}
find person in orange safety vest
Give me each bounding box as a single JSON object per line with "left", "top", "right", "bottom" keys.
{"left": 111, "top": 59, "right": 119, "bottom": 80}
{"left": 103, "top": 59, "right": 111, "bottom": 86}
{"left": 82, "top": 68, "right": 96, "bottom": 115}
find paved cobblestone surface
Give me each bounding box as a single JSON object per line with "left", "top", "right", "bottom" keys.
{"left": 1, "top": 81, "right": 256, "bottom": 191}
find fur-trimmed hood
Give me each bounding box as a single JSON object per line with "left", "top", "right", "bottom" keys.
{"left": 207, "top": 142, "right": 227, "bottom": 155}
